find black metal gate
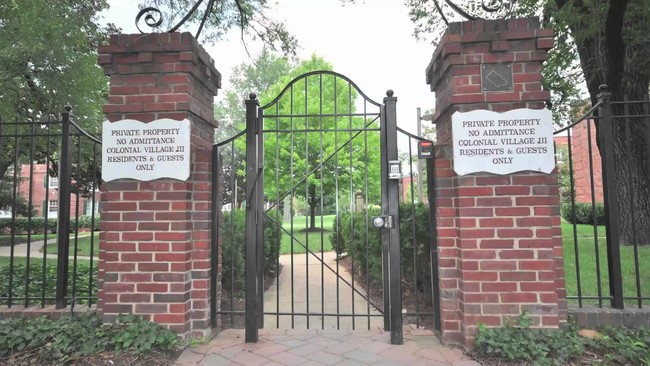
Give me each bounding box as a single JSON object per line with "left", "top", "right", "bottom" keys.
{"left": 212, "top": 71, "right": 439, "bottom": 344}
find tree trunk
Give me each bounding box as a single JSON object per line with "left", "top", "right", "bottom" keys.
{"left": 564, "top": 0, "right": 650, "bottom": 244}
{"left": 308, "top": 184, "right": 319, "bottom": 230}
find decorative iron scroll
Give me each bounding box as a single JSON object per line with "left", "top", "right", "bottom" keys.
{"left": 135, "top": 0, "right": 217, "bottom": 39}
{"left": 435, "top": 0, "right": 516, "bottom": 24}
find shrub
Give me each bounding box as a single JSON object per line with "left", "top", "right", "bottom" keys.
{"left": 329, "top": 203, "right": 434, "bottom": 299}
{"left": 0, "top": 215, "right": 100, "bottom": 235}
{"left": 561, "top": 202, "right": 605, "bottom": 225}
{"left": 474, "top": 312, "right": 584, "bottom": 365}
{"left": 0, "top": 313, "right": 178, "bottom": 364}
{"left": 0, "top": 262, "right": 98, "bottom": 305}
{"left": 220, "top": 209, "right": 283, "bottom": 295}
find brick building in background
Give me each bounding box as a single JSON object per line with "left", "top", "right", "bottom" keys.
{"left": 553, "top": 120, "right": 603, "bottom": 203}
{"left": 0, "top": 164, "right": 99, "bottom": 218}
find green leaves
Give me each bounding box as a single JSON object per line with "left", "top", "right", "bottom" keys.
{"left": 0, "top": 313, "right": 179, "bottom": 364}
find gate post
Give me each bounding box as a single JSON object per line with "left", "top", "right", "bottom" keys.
{"left": 425, "top": 18, "right": 565, "bottom": 346}
{"left": 383, "top": 91, "right": 403, "bottom": 345}
{"left": 245, "top": 94, "right": 260, "bottom": 342}
{"left": 97, "top": 33, "right": 221, "bottom": 339}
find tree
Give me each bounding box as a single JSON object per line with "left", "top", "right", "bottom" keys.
{"left": 215, "top": 49, "right": 293, "bottom": 142}
{"left": 403, "top": 1, "right": 650, "bottom": 244}
{"left": 0, "top": 0, "right": 112, "bottom": 212}
{"left": 259, "top": 55, "right": 382, "bottom": 230}
{"left": 140, "top": 0, "right": 298, "bottom": 55}
{"left": 215, "top": 50, "right": 293, "bottom": 210}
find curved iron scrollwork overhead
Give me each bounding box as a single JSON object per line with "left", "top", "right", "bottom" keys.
{"left": 135, "top": 0, "right": 217, "bottom": 39}
{"left": 435, "top": 0, "right": 516, "bottom": 25}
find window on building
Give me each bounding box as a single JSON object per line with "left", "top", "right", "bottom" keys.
{"left": 48, "top": 176, "right": 58, "bottom": 189}
{"left": 48, "top": 200, "right": 58, "bottom": 218}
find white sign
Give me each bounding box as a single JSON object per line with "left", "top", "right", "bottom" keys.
{"left": 102, "top": 119, "right": 191, "bottom": 182}
{"left": 452, "top": 108, "right": 554, "bottom": 175}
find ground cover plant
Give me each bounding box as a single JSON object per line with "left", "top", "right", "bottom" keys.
{"left": 0, "top": 313, "right": 180, "bottom": 365}
{"left": 472, "top": 313, "right": 650, "bottom": 366}
{"left": 0, "top": 258, "right": 97, "bottom": 306}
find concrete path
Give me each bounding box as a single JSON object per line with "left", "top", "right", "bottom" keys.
{"left": 176, "top": 326, "right": 479, "bottom": 366}
{"left": 263, "top": 252, "right": 384, "bottom": 330}
{"left": 0, "top": 236, "right": 91, "bottom": 260}
{"left": 176, "top": 251, "right": 480, "bottom": 365}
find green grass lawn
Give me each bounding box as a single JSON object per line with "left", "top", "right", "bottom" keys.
{"left": 0, "top": 234, "right": 46, "bottom": 246}
{"left": 43, "top": 233, "right": 100, "bottom": 257}
{"left": 278, "top": 215, "right": 335, "bottom": 254}
{"left": 561, "top": 222, "right": 650, "bottom": 306}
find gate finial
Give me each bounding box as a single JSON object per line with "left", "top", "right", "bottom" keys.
{"left": 386, "top": 90, "right": 394, "bottom": 97}
{"left": 249, "top": 93, "right": 257, "bottom": 100}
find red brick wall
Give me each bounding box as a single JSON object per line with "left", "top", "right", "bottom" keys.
{"left": 426, "top": 17, "right": 566, "bottom": 346}
{"left": 97, "top": 32, "right": 220, "bottom": 338}
{"left": 570, "top": 121, "right": 603, "bottom": 203}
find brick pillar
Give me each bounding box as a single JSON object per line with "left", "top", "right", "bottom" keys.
{"left": 97, "top": 33, "right": 221, "bottom": 338}
{"left": 425, "top": 17, "right": 566, "bottom": 346}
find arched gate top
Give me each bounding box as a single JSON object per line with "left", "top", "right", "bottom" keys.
{"left": 258, "top": 70, "right": 382, "bottom": 110}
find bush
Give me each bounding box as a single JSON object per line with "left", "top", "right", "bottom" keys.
{"left": 0, "top": 215, "right": 100, "bottom": 235}
{"left": 220, "top": 209, "right": 283, "bottom": 295}
{"left": 0, "top": 262, "right": 98, "bottom": 305}
{"left": 474, "top": 312, "right": 584, "bottom": 365}
{"left": 329, "top": 203, "right": 433, "bottom": 299}
{"left": 0, "top": 313, "right": 178, "bottom": 364}
{"left": 561, "top": 202, "right": 605, "bottom": 225}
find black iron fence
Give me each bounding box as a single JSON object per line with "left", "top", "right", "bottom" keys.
{"left": 396, "top": 126, "right": 441, "bottom": 332}
{"left": 0, "top": 108, "right": 101, "bottom": 310}
{"left": 554, "top": 86, "right": 649, "bottom": 309}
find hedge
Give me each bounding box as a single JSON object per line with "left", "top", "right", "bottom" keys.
{"left": 0, "top": 216, "right": 100, "bottom": 235}
{"left": 221, "top": 209, "right": 282, "bottom": 295}
{"left": 561, "top": 202, "right": 605, "bottom": 225}
{"left": 329, "top": 203, "right": 434, "bottom": 301}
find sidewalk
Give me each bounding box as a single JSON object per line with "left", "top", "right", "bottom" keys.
{"left": 176, "top": 252, "right": 479, "bottom": 365}
{"left": 176, "top": 326, "right": 479, "bottom": 366}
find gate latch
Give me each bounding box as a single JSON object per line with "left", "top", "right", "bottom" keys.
{"left": 372, "top": 215, "right": 394, "bottom": 229}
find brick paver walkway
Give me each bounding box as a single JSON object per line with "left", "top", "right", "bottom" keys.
{"left": 175, "top": 326, "right": 479, "bottom": 366}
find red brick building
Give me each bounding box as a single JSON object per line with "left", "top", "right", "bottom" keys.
{"left": 7, "top": 164, "right": 99, "bottom": 218}
{"left": 554, "top": 120, "right": 603, "bottom": 203}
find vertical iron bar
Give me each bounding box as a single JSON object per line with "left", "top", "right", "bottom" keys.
{"left": 88, "top": 142, "right": 98, "bottom": 307}
{"left": 622, "top": 101, "right": 641, "bottom": 308}
{"left": 41, "top": 121, "right": 52, "bottom": 307}
{"left": 71, "top": 134, "right": 82, "bottom": 310}
{"left": 364, "top": 100, "right": 370, "bottom": 330}
{"left": 408, "top": 139, "right": 419, "bottom": 327}
{"left": 304, "top": 76, "right": 310, "bottom": 329}
{"left": 598, "top": 86, "right": 624, "bottom": 309}
{"left": 566, "top": 128, "right": 582, "bottom": 307}
{"left": 348, "top": 83, "right": 355, "bottom": 329}
{"left": 256, "top": 109, "right": 265, "bottom": 328}
{"left": 380, "top": 105, "right": 390, "bottom": 331}
{"left": 319, "top": 74, "right": 325, "bottom": 328}
{"left": 586, "top": 119, "right": 603, "bottom": 307}
{"left": 334, "top": 76, "right": 341, "bottom": 329}
{"left": 384, "top": 91, "right": 403, "bottom": 345}
{"left": 275, "top": 103, "right": 281, "bottom": 328}
{"left": 25, "top": 119, "right": 36, "bottom": 306}
{"left": 210, "top": 146, "right": 220, "bottom": 328}
{"left": 8, "top": 117, "right": 19, "bottom": 307}
{"left": 55, "top": 109, "right": 72, "bottom": 309}
{"left": 426, "top": 157, "right": 442, "bottom": 332}
{"left": 229, "top": 140, "right": 236, "bottom": 326}
{"left": 245, "top": 94, "right": 260, "bottom": 342}
{"left": 290, "top": 85, "right": 295, "bottom": 329}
